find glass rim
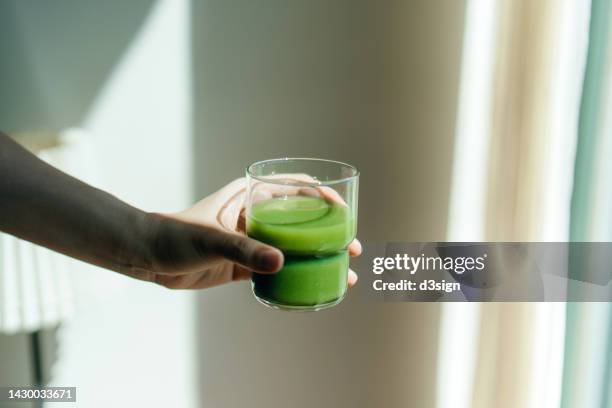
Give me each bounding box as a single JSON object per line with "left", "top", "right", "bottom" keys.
{"left": 246, "top": 157, "right": 359, "bottom": 187}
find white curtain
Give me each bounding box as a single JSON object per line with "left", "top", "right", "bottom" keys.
{"left": 438, "top": 0, "right": 592, "bottom": 407}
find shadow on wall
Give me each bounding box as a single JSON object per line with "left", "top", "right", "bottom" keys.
{"left": 0, "top": 0, "right": 155, "bottom": 132}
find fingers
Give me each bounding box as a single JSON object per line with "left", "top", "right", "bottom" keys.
{"left": 348, "top": 239, "right": 362, "bottom": 257}
{"left": 232, "top": 264, "right": 253, "bottom": 281}
{"left": 209, "top": 177, "right": 247, "bottom": 205}
{"left": 348, "top": 269, "right": 358, "bottom": 288}
{"left": 206, "top": 228, "right": 284, "bottom": 274}
{"left": 308, "top": 185, "right": 347, "bottom": 208}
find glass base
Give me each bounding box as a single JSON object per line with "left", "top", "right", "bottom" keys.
{"left": 253, "top": 292, "right": 346, "bottom": 312}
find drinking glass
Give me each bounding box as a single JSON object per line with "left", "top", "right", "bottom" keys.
{"left": 246, "top": 158, "right": 359, "bottom": 311}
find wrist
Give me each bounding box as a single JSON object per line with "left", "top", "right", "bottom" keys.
{"left": 121, "top": 210, "right": 162, "bottom": 273}
{"left": 138, "top": 211, "right": 195, "bottom": 274}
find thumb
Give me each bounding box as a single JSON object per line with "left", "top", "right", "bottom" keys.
{"left": 207, "top": 229, "right": 284, "bottom": 273}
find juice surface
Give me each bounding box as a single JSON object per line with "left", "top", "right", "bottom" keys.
{"left": 247, "top": 195, "right": 355, "bottom": 308}
{"left": 247, "top": 196, "right": 354, "bottom": 255}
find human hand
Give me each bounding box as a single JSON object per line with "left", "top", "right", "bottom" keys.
{"left": 129, "top": 178, "right": 361, "bottom": 289}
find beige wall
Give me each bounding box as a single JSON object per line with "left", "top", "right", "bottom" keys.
{"left": 192, "top": 1, "right": 466, "bottom": 407}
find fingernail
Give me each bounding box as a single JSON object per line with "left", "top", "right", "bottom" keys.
{"left": 256, "top": 249, "right": 282, "bottom": 272}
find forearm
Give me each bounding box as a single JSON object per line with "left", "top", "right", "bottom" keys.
{"left": 0, "top": 132, "right": 153, "bottom": 273}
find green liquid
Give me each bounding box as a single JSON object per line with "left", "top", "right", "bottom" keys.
{"left": 247, "top": 196, "right": 355, "bottom": 308}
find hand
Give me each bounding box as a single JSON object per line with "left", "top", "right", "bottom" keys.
{"left": 127, "top": 178, "right": 361, "bottom": 289}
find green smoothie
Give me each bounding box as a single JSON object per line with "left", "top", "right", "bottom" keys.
{"left": 247, "top": 196, "right": 355, "bottom": 308}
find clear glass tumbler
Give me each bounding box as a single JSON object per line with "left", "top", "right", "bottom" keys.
{"left": 246, "top": 158, "right": 359, "bottom": 311}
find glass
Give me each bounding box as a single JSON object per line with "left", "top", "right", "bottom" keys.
{"left": 246, "top": 158, "right": 359, "bottom": 311}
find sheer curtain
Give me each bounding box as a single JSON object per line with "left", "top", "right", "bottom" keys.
{"left": 439, "top": 0, "right": 592, "bottom": 407}
{"left": 562, "top": 0, "right": 612, "bottom": 406}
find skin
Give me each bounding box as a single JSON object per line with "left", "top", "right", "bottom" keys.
{"left": 0, "top": 132, "right": 360, "bottom": 290}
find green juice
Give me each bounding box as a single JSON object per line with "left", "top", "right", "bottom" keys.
{"left": 247, "top": 196, "right": 355, "bottom": 309}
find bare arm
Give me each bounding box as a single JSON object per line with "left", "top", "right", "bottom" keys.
{"left": 0, "top": 132, "right": 284, "bottom": 288}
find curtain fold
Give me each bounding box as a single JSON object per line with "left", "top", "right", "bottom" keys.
{"left": 438, "top": 0, "right": 499, "bottom": 405}
{"left": 562, "top": 0, "right": 612, "bottom": 407}
{"left": 485, "top": 0, "right": 555, "bottom": 241}
{"left": 472, "top": 1, "right": 586, "bottom": 407}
